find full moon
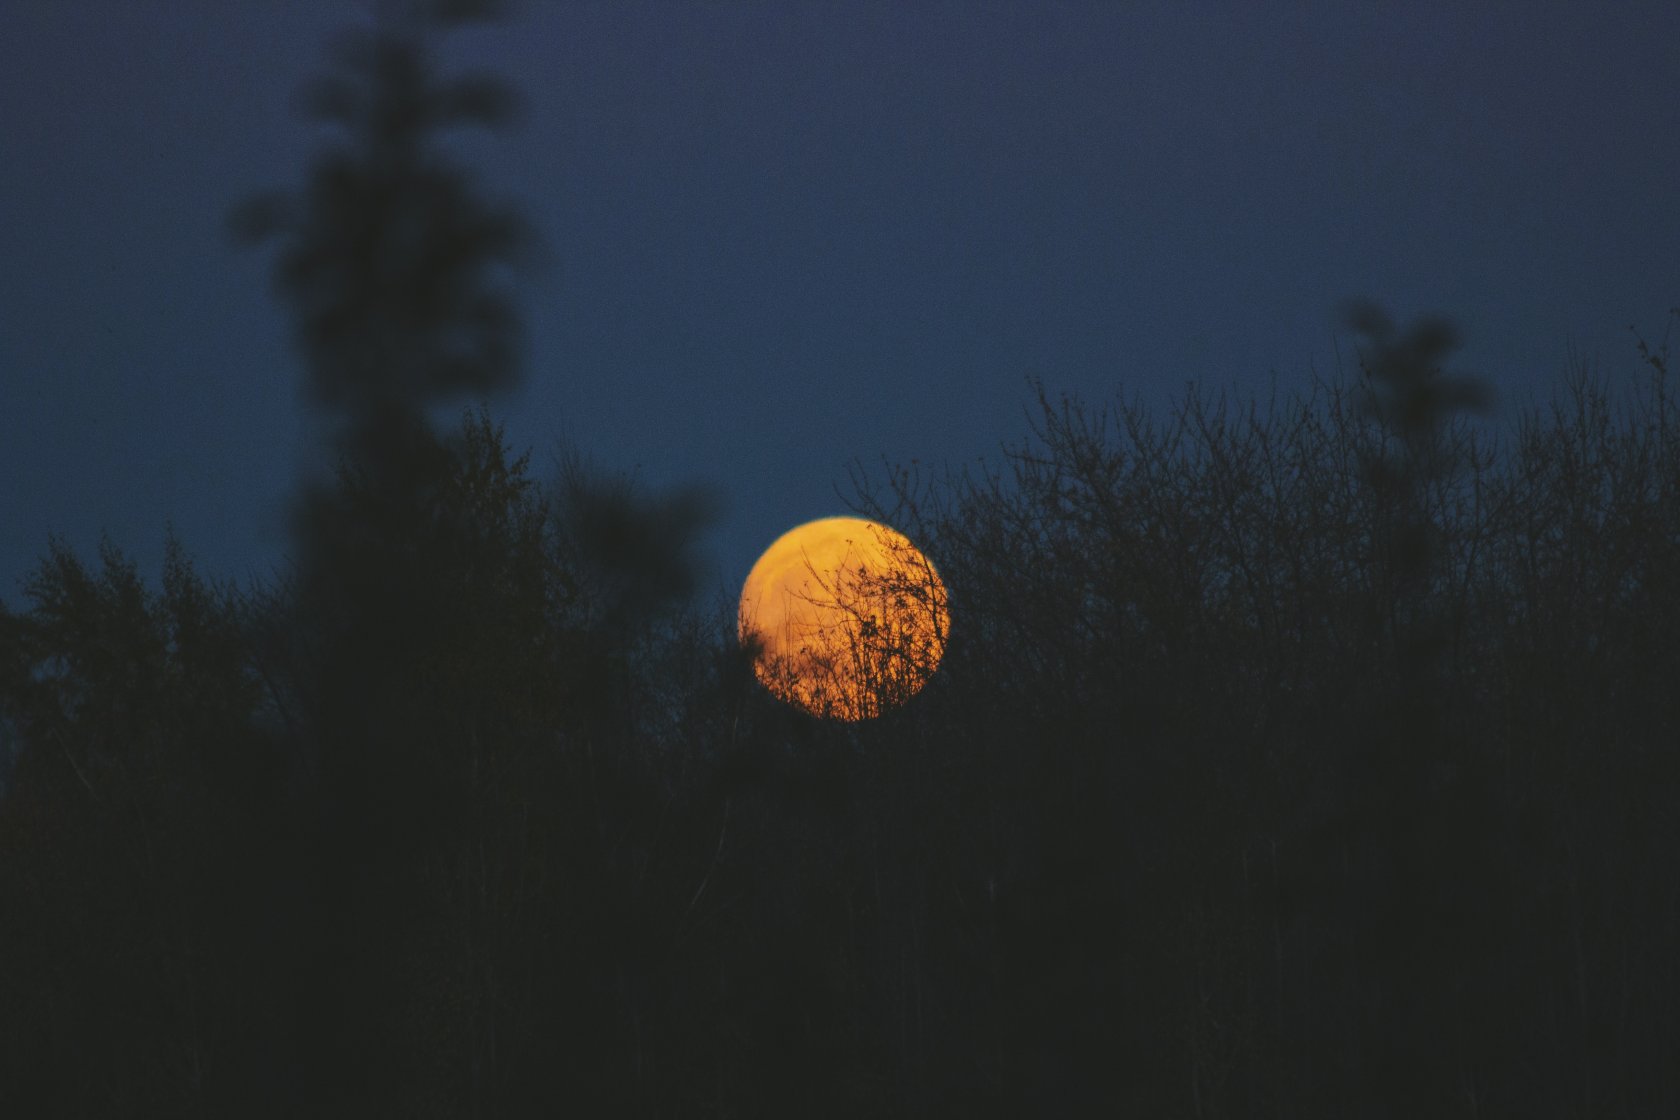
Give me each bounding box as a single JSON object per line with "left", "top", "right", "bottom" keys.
{"left": 739, "top": 516, "right": 950, "bottom": 720}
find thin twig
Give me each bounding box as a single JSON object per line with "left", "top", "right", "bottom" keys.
{"left": 684, "top": 797, "right": 730, "bottom": 919}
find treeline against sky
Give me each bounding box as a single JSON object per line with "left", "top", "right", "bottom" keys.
{"left": 3, "top": 4, "right": 1677, "bottom": 1116}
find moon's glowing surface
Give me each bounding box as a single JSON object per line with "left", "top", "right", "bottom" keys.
{"left": 739, "top": 516, "right": 950, "bottom": 720}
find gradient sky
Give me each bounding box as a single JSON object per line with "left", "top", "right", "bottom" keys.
{"left": 4, "top": 0, "right": 1678, "bottom": 602}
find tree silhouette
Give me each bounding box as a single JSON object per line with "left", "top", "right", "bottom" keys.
{"left": 0, "top": 539, "right": 291, "bottom": 1114}
{"left": 231, "top": 3, "right": 561, "bottom": 1112}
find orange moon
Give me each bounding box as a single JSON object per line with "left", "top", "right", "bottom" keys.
{"left": 738, "top": 516, "right": 950, "bottom": 720}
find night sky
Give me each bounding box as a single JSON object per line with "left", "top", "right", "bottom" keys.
{"left": 4, "top": 0, "right": 1678, "bottom": 602}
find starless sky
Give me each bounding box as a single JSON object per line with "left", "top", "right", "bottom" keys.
{"left": 3, "top": 1, "right": 1678, "bottom": 601}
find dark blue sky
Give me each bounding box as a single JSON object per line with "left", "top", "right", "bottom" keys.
{"left": 4, "top": 1, "right": 1678, "bottom": 602}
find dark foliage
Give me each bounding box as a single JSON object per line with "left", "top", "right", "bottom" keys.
{"left": 2, "top": 4, "right": 1676, "bottom": 1115}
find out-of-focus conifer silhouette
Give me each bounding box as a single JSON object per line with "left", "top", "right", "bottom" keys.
{"left": 232, "top": 2, "right": 565, "bottom": 1112}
